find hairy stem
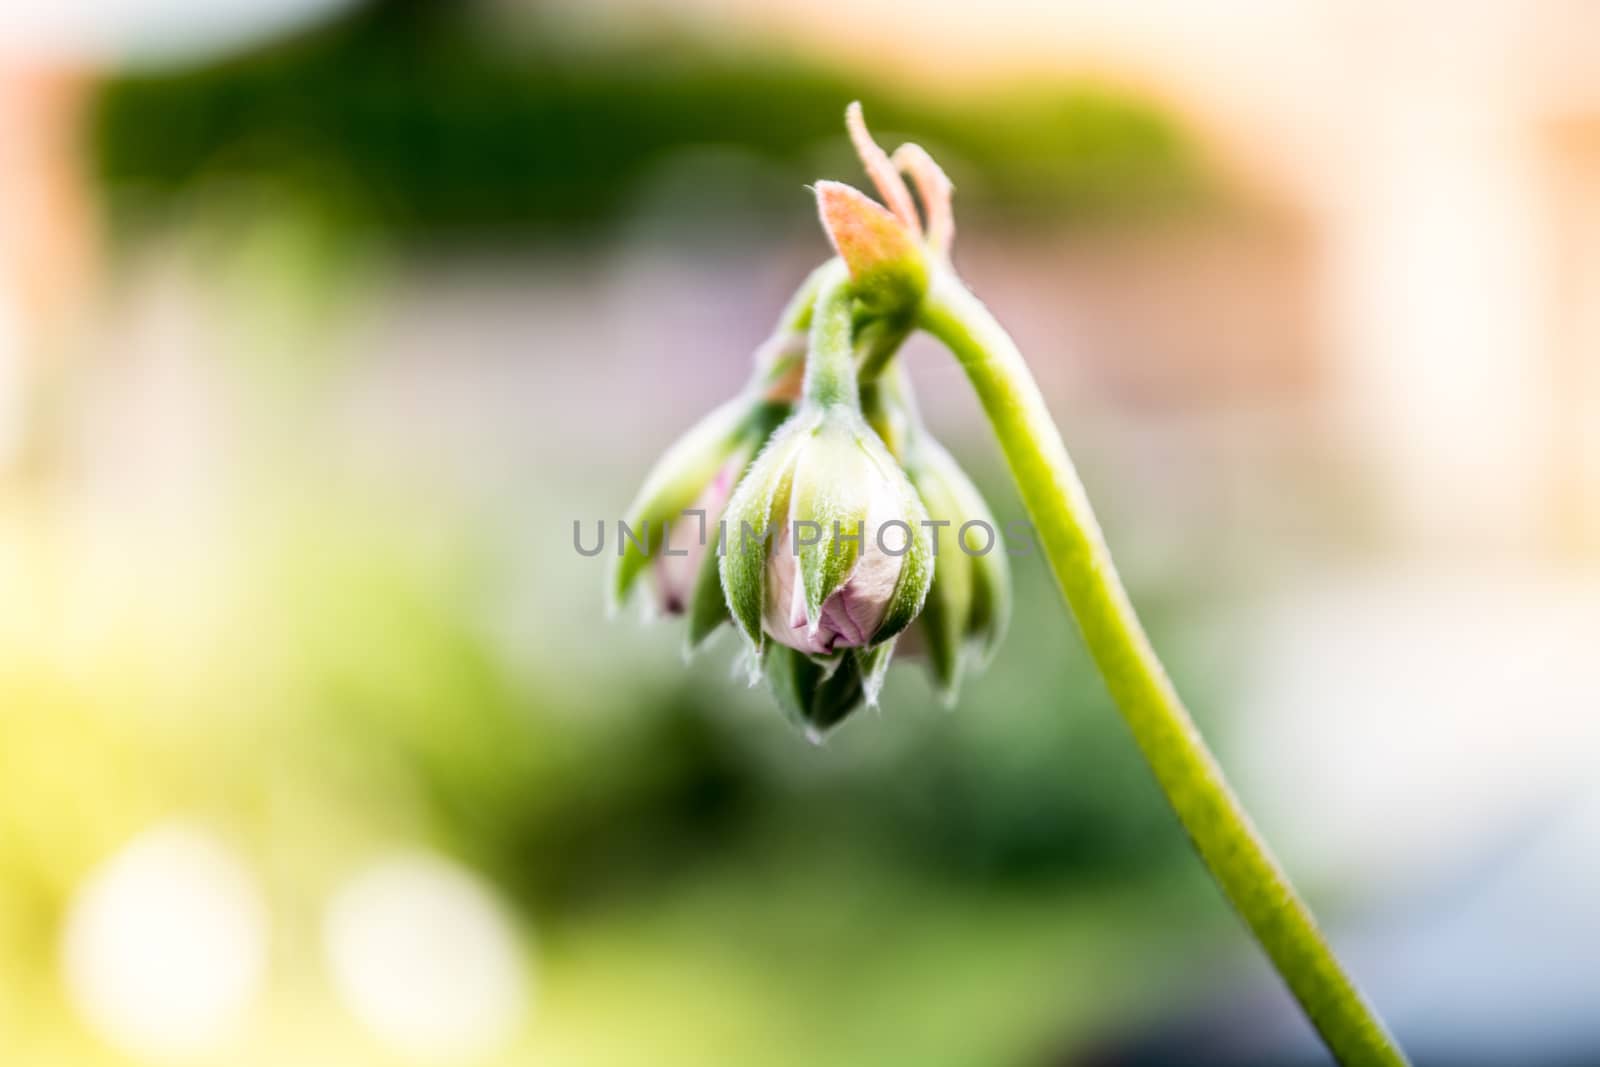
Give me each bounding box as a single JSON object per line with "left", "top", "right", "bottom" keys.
{"left": 918, "top": 270, "right": 1408, "bottom": 1067}
{"left": 804, "top": 262, "right": 859, "bottom": 409}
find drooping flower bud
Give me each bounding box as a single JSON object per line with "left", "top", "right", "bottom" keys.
{"left": 716, "top": 260, "right": 934, "bottom": 734}
{"left": 611, "top": 344, "right": 804, "bottom": 646}
{"left": 902, "top": 435, "right": 1011, "bottom": 702}
{"left": 648, "top": 452, "right": 741, "bottom": 613}
{"left": 611, "top": 398, "right": 772, "bottom": 607}
{"left": 609, "top": 106, "right": 993, "bottom": 737}
{"left": 719, "top": 403, "right": 933, "bottom": 660}
{"left": 858, "top": 359, "right": 1010, "bottom": 705}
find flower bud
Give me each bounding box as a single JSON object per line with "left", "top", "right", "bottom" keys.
{"left": 903, "top": 436, "right": 1011, "bottom": 702}
{"left": 611, "top": 393, "right": 789, "bottom": 644}
{"left": 650, "top": 453, "right": 739, "bottom": 613}
{"left": 720, "top": 405, "right": 933, "bottom": 661}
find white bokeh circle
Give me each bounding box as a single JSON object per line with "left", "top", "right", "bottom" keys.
{"left": 62, "top": 821, "right": 268, "bottom": 1060}
{"left": 323, "top": 850, "right": 529, "bottom": 1060}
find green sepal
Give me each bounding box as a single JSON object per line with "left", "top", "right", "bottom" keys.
{"left": 718, "top": 413, "right": 812, "bottom": 651}
{"left": 868, "top": 452, "right": 934, "bottom": 647}
{"left": 855, "top": 640, "right": 897, "bottom": 708}
{"left": 792, "top": 411, "right": 872, "bottom": 631}
{"left": 815, "top": 180, "right": 927, "bottom": 318}
{"left": 763, "top": 644, "right": 866, "bottom": 738}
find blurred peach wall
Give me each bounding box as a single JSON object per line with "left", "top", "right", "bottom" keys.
{"left": 0, "top": 67, "right": 96, "bottom": 472}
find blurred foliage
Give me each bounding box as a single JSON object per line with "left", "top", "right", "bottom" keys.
{"left": 91, "top": 0, "right": 1212, "bottom": 245}
{"left": 2, "top": 17, "right": 1252, "bottom": 1059}
{"left": 262, "top": 475, "right": 1208, "bottom": 915}
{"left": 0, "top": 414, "right": 1238, "bottom": 1065}
{"left": 0, "top": 461, "right": 1237, "bottom": 1064}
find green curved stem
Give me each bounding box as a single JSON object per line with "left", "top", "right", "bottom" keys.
{"left": 918, "top": 270, "right": 1408, "bottom": 1067}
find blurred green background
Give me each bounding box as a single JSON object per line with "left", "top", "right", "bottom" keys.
{"left": 6, "top": 0, "right": 1600, "bottom": 1064}
{"left": 0, "top": 4, "right": 1249, "bottom": 1063}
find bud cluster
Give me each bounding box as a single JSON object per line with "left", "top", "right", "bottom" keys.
{"left": 612, "top": 104, "right": 1010, "bottom": 737}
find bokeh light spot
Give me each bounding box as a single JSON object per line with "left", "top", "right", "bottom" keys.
{"left": 323, "top": 850, "right": 529, "bottom": 1060}
{"left": 62, "top": 821, "right": 268, "bottom": 1060}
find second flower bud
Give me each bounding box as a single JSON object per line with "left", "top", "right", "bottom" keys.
{"left": 721, "top": 403, "right": 934, "bottom": 659}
